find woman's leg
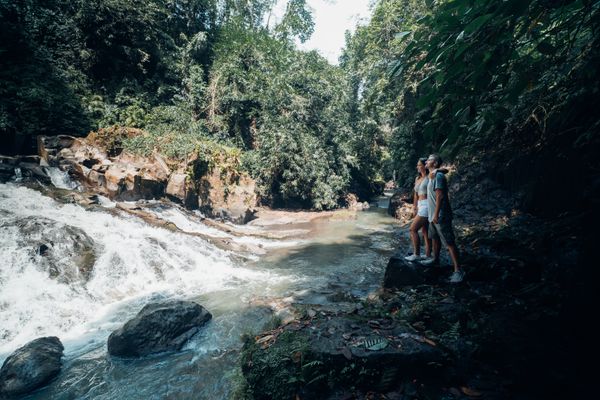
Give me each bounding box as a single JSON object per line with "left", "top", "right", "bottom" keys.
{"left": 410, "top": 216, "right": 428, "bottom": 256}
{"left": 409, "top": 218, "right": 421, "bottom": 256}
{"left": 421, "top": 223, "right": 431, "bottom": 257}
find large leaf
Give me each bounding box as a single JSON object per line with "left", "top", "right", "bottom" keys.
{"left": 394, "top": 31, "right": 412, "bottom": 40}
{"left": 416, "top": 90, "right": 436, "bottom": 109}
{"left": 464, "top": 13, "right": 495, "bottom": 34}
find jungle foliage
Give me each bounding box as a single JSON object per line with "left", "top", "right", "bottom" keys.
{"left": 0, "top": 0, "right": 359, "bottom": 209}
{"left": 343, "top": 0, "right": 600, "bottom": 213}
{"left": 2, "top": 0, "right": 598, "bottom": 211}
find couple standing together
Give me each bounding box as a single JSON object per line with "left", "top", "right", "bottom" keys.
{"left": 405, "top": 154, "right": 464, "bottom": 283}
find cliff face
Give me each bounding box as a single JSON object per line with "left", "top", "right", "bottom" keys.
{"left": 38, "top": 130, "right": 258, "bottom": 224}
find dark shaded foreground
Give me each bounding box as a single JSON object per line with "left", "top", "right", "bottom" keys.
{"left": 238, "top": 203, "right": 594, "bottom": 399}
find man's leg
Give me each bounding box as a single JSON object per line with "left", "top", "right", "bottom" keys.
{"left": 421, "top": 224, "right": 440, "bottom": 265}
{"left": 436, "top": 220, "right": 461, "bottom": 274}
{"left": 432, "top": 237, "right": 441, "bottom": 262}
{"left": 447, "top": 244, "right": 460, "bottom": 272}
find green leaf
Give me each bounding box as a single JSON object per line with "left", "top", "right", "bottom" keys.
{"left": 365, "top": 337, "right": 388, "bottom": 351}
{"left": 394, "top": 31, "right": 412, "bottom": 40}
{"left": 506, "top": 76, "right": 529, "bottom": 102}
{"left": 388, "top": 60, "right": 404, "bottom": 78}
{"left": 464, "top": 13, "right": 495, "bottom": 34}
{"left": 416, "top": 91, "right": 436, "bottom": 109}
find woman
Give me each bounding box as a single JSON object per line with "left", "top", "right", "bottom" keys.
{"left": 405, "top": 158, "right": 432, "bottom": 262}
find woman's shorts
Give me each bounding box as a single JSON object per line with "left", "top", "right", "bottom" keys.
{"left": 417, "top": 200, "right": 428, "bottom": 218}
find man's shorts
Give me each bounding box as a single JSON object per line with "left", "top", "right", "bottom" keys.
{"left": 428, "top": 219, "right": 456, "bottom": 246}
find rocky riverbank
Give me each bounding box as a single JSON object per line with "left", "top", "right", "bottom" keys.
{"left": 35, "top": 129, "right": 258, "bottom": 224}
{"left": 238, "top": 162, "right": 591, "bottom": 399}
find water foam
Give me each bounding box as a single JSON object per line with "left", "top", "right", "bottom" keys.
{"left": 0, "top": 183, "right": 284, "bottom": 356}
{"left": 44, "top": 166, "right": 78, "bottom": 190}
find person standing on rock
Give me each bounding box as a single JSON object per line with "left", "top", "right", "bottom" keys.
{"left": 405, "top": 158, "right": 433, "bottom": 262}
{"left": 421, "top": 154, "right": 464, "bottom": 283}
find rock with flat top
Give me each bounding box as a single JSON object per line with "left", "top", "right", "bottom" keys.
{"left": 107, "top": 300, "right": 212, "bottom": 357}
{"left": 383, "top": 256, "right": 428, "bottom": 288}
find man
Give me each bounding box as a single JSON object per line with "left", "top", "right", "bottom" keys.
{"left": 421, "top": 154, "right": 464, "bottom": 283}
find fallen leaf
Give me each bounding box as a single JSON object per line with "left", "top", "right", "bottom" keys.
{"left": 460, "top": 386, "right": 483, "bottom": 397}
{"left": 365, "top": 337, "right": 389, "bottom": 351}
{"left": 292, "top": 351, "right": 302, "bottom": 363}
{"left": 341, "top": 347, "right": 352, "bottom": 360}
{"left": 256, "top": 334, "right": 274, "bottom": 345}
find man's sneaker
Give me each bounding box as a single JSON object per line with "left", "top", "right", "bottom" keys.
{"left": 449, "top": 270, "right": 465, "bottom": 283}
{"left": 404, "top": 254, "right": 421, "bottom": 261}
{"left": 420, "top": 257, "right": 438, "bottom": 266}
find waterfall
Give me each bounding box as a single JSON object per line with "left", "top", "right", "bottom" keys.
{"left": 44, "top": 166, "right": 78, "bottom": 190}
{"left": 13, "top": 167, "right": 22, "bottom": 182}
{"left": 0, "top": 183, "right": 281, "bottom": 356}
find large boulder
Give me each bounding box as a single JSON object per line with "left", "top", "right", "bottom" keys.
{"left": 0, "top": 337, "right": 64, "bottom": 397}
{"left": 107, "top": 300, "right": 212, "bottom": 357}
{"left": 10, "top": 216, "right": 96, "bottom": 283}
{"left": 195, "top": 163, "right": 257, "bottom": 224}
{"left": 383, "top": 256, "right": 428, "bottom": 288}
{"left": 0, "top": 215, "right": 96, "bottom": 284}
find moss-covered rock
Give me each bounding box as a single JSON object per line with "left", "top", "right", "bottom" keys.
{"left": 241, "top": 313, "right": 446, "bottom": 400}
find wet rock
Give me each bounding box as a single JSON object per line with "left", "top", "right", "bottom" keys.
{"left": 10, "top": 216, "right": 96, "bottom": 283}
{"left": 345, "top": 193, "right": 370, "bottom": 211}
{"left": 0, "top": 160, "right": 15, "bottom": 183}
{"left": 0, "top": 337, "right": 64, "bottom": 398}
{"left": 383, "top": 256, "right": 428, "bottom": 288}
{"left": 38, "top": 135, "right": 76, "bottom": 165}
{"left": 166, "top": 173, "right": 187, "bottom": 201}
{"left": 17, "top": 162, "right": 51, "bottom": 183}
{"left": 107, "top": 300, "right": 212, "bottom": 357}
{"left": 38, "top": 133, "right": 259, "bottom": 222}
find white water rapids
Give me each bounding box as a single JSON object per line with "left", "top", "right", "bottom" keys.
{"left": 0, "top": 175, "right": 398, "bottom": 399}
{"left": 0, "top": 182, "right": 289, "bottom": 358}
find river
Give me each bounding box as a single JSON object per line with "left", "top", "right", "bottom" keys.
{"left": 0, "top": 178, "right": 402, "bottom": 399}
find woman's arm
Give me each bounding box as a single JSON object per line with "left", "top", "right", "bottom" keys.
{"left": 413, "top": 190, "right": 418, "bottom": 216}
{"left": 413, "top": 177, "right": 418, "bottom": 215}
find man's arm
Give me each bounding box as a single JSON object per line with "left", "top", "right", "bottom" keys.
{"left": 433, "top": 189, "right": 443, "bottom": 224}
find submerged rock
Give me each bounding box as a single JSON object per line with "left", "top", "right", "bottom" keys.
{"left": 0, "top": 337, "right": 64, "bottom": 397}
{"left": 107, "top": 300, "right": 212, "bottom": 357}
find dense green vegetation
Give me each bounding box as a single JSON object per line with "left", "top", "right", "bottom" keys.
{"left": 2, "top": 0, "right": 598, "bottom": 211}
{"left": 0, "top": 0, "right": 362, "bottom": 209}
{"left": 342, "top": 0, "right": 599, "bottom": 213}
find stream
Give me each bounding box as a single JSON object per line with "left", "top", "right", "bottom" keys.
{"left": 0, "top": 178, "right": 402, "bottom": 399}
